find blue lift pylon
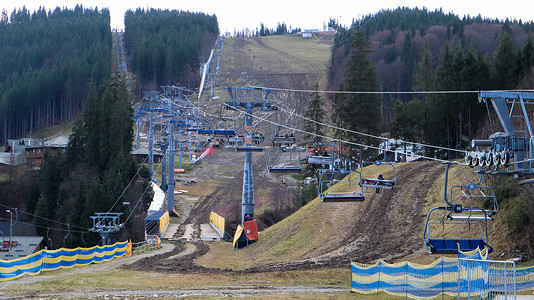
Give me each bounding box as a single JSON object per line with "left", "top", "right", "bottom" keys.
{"left": 225, "top": 87, "right": 276, "bottom": 247}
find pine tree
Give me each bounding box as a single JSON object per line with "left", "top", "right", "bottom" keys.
{"left": 333, "top": 30, "right": 381, "bottom": 144}
{"left": 521, "top": 34, "right": 534, "bottom": 75}
{"left": 493, "top": 31, "right": 518, "bottom": 89}
{"left": 413, "top": 40, "right": 436, "bottom": 144}
{"left": 303, "top": 83, "right": 326, "bottom": 143}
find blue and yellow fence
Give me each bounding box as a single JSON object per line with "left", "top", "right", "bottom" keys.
{"left": 351, "top": 256, "right": 534, "bottom": 299}
{"left": 0, "top": 241, "right": 130, "bottom": 282}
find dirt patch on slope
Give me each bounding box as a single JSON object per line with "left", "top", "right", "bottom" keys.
{"left": 126, "top": 161, "right": 448, "bottom": 275}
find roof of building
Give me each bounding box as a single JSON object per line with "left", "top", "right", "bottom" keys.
{"left": 0, "top": 222, "right": 39, "bottom": 236}
{"left": 0, "top": 152, "right": 27, "bottom": 166}
{"left": 0, "top": 236, "right": 45, "bottom": 260}
{"left": 25, "top": 135, "right": 69, "bottom": 149}
{"left": 5, "top": 138, "right": 42, "bottom": 153}
{"left": 131, "top": 147, "right": 163, "bottom": 156}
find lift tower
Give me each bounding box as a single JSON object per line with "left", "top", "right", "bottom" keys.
{"left": 225, "top": 87, "right": 276, "bottom": 226}
{"left": 466, "top": 92, "right": 534, "bottom": 178}
{"left": 90, "top": 213, "right": 122, "bottom": 246}
{"left": 162, "top": 85, "right": 187, "bottom": 216}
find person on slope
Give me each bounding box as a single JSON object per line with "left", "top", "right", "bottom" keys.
{"left": 376, "top": 174, "right": 384, "bottom": 194}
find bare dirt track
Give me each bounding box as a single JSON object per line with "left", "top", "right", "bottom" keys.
{"left": 126, "top": 159, "right": 446, "bottom": 277}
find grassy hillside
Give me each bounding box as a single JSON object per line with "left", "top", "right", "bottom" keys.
{"left": 197, "top": 161, "right": 517, "bottom": 269}
{"left": 216, "top": 34, "right": 333, "bottom": 90}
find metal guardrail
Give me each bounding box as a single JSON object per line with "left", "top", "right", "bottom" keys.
{"left": 458, "top": 258, "right": 517, "bottom": 299}
{"left": 131, "top": 237, "right": 160, "bottom": 255}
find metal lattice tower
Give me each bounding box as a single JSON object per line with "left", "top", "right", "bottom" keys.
{"left": 89, "top": 213, "right": 123, "bottom": 246}
{"left": 162, "top": 85, "right": 187, "bottom": 216}
{"left": 225, "top": 87, "right": 277, "bottom": 224}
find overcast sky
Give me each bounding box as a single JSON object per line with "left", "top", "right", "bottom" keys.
{"left": 2, "top": 1, "right": 533, "bottom": 33}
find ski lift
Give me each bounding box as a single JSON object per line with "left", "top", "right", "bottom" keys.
{"left": 208, "top": 112, "right": 238, "bottom": 137}
{"left": 272, "top": 123, "right": 296, "bottom": 148}
{"left": 423, "top": 207, "right": 491, "bottom": 254}
{"left": 318, "top": 169, "right": 365, "bottom": 202}
{"left": 445, "top": 174, "right": 498, "bottom": 221}
{"left": 267, "top": 147, "right": 302, "bottom": 173}
{"left": 306, "top": 140, "right": 355, "bottom": 171}
{"left": 235, "top": 131, "right": 264, "bottom": 152}
{"left": 360, "top": 161, "right": 397, "bottom": 191}
{"left": 423, "top": 163, "right": 496, "bottom": 254}
{"left": 306, "top": 142, "right": 334, "bottom": 165}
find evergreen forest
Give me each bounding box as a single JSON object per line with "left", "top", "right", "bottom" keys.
{"left": 124, "top": 8, "right": 219, "bottom": 89}
{"left": 328, "top": 7, "right": 534, "bottom": 155}
{"left": 32, "top": 74, "right": 151, "bottom": 247}
{"left": 0, "top": 6, "right": 112, "bottom": 144}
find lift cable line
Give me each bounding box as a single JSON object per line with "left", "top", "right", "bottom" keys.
{"left": 0, "top": 203, "right": 90, "bottom": 231}
{"left": 9, "top": 221, "right": 89, "bottom": 234}
{"left": 250, "top": 86, "right": 534, "bottom": 95}
{"left": 232, "top": 88, "right": 464, "bottom": 154}
{"left": 104, "top": 154, "right": 149, "bottom": 215}
{"left": 196, "top": 101, "right": 470, "bottom": 166}
{"left": 275, "top": 104, "right": 465, "bottom": 155}
{"left": 121, "top": 167, "right": 155, "bottom": 226}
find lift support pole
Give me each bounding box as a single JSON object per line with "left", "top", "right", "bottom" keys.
{"left": 225, "top": 87, "right": 276, "bottom": 225}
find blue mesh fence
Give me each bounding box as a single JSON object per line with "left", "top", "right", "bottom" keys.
{"left": 352, "top": 250, "right": 534, "bottom": 299}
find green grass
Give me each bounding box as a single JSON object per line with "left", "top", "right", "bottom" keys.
{"left": 0, "top": 173, "right": 10, "bottom": 182}
{"left": 29, "top": 121, "right": 73, "bottom": 140}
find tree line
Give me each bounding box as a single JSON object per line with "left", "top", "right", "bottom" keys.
{"left": 30, "top": 74, "right": 151, "bottom": 247}
{"left": 0, "top": 6, "right": 112, "bottom": 145}
{"left": 318, "top": 8, "right": 534, "bottom": 254}
{"left": 328, "top": 7, "right": 534, "bottom": 155}
{"left": 124, "top": 8, "right": 219, "bottom": 89}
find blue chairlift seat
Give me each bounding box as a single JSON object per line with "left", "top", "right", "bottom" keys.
{"left": 322, "top": 193, "right": 365, "bottom": 202}
{"left": 307, "top": 155, "right": 332, "bottom": 165}
{"left": 268, "top": 166, "right": 302, "bottom": 173}
{"left": 198, "top": 129, "right": 214, "bottom": 135}
{"left": 427, "top": 238, "right": 486, "bottom": 254}
{"left": 213, "top": 129, "right": 236, "bottom": 136}
{"left": 236, "top": 145, "right": 263, "bottom": 152}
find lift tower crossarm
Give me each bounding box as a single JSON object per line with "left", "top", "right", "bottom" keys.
{"left": 478, "top": 91, "right": 534, "bottom": 137}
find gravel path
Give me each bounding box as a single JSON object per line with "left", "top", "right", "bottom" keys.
{"left": 9, "top": 286, "right": 346, "bottom": 299}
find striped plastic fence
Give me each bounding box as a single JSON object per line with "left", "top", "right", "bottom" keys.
{"left": 352, "top": 254, "right": 534, "bottom": 299}
{"left": 0, "top": 241, "right": 130, "bottom": 282}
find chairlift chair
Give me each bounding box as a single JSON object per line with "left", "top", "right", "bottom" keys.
{"left": 318, "top": 169, "right": 365, "bottom": 202}
{"left": 306, "top": 143, "right": 334, "bottom": 165}
{"left": 272, "top": 125, "right": 296, "bottom": 147}
{"left": 423, "top": 162, "right": 497, "bottom": 254}
{"left": 360, "top": 161, "right": 397, "bottom": 191}
{"left": 423, "top": 206, "right": 492, "bottom": 254}
{"left": 235, "top": 132, "right": 264, "bottom": 152}
{"left": 444, "top": 162, "right": 499, "bottom": 220}
{"left": 213, "top": 117, "right": 237, "bottom": 137}
{"left": 267, "top": 147, "right": 302, "bottom": 173}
